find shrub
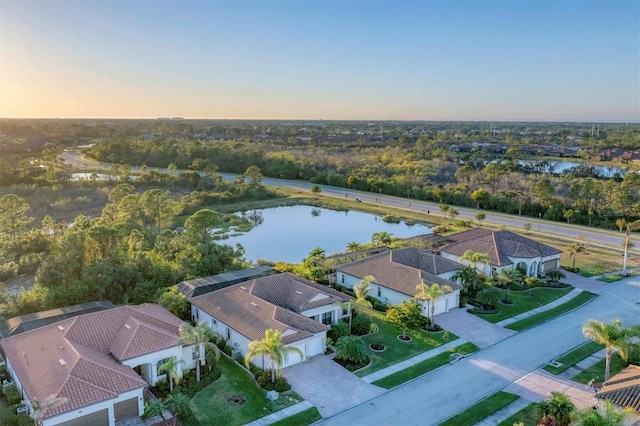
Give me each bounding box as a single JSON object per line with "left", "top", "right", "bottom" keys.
{"left": 0, "top": 262, "right": 18, "bottom": 282}
{"left": 351, "top": 314, "right": 372, "bottom": 336}
{"left": 328, "top": 321, "right": 350, "bottom": 341}
{"left": 372, "top": 300, "right": 388, "bottom": 312}
{"left": 468, "top": 307, "right": 500, "bottom": 315}
{"left": 381, "top": 214, "right": 401, "bottom": 224}
{"left": 3, "top": 384, "right": 22, "bottom": 405}
{"left": 476, "top": 287, "right": 500, "bottom": 310}
{"left": 335, "top": 335, "right": 367, "bottom": 364}
{"left": 253, "top": 369, "right": 291, "bottom": 391}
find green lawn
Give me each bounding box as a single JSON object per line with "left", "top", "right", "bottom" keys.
{"left": 354, "top": 309, "right": 456, "bottom": 377}
{"left": 190, "top": 356, "right": 301, "bottom": 426}
{"left": 372, "top": 342, "right": 479, "bottom": 388}
{"left": 573, "top": 352, "right": 627, "bottom": 384}
{"left": 506, "top": 291, "right": 596, "bottom": 331}
{"left": 543, "top": 341, "right": 604, "bottom": 375}
{"left": 473, "top": 287, "right": 573, "bottom": 323}
{"left": 497, "top": 402, "right": 539, "bottom": 426}
{"left": 270, "top": 407, "right": 322, "bottom": 426}
{"left": 439, "top": 391, "right": 520, "bottom": 426}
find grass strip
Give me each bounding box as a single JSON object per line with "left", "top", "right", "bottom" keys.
{"left": 371, "top": 342, "right": 479, "bottom": 389}
{"left": 474, "top": 287, "right": 573, "bottom": 324}
{"left": 439, "top": 391, "right": 520, "bottom": 426}
{"left": 270, "top": 407, "right": 322, "bottom": 426}
{"left": 506, "top": 291, "right": 596, "bottom": 331}
{"left": 573, "top": 353, "right": 627, "bottom": 384}
{"left": 497, "top": 402, "right": 539, "bottom": 426}
{"left": 543, "top": 341, "right": 604, "bottom": 375}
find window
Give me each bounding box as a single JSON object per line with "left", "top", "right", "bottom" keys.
{"left": 212, "top": 318, "right": 217, "bottom": 325}
{"left": 377, "top": 287, "right": 382, "bottom": 297}
{"left": 156, "top": 358, "right": 170, "bottom": 376}
{"left": 321, "top": 312, "right": 332, "bottom": 325}
{"left": 192, "top": 346, "right": 197, "bottom": 360}
{"left": 226, "top": 327, "right": 231, "bottom": 341}
{"left": 341, "top": 275, "right": 345, "bottom": 284}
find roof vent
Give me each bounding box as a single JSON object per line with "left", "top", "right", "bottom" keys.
{"left": 295, "top": 291, "right": 303, "bottom": 295}
{"left": 58, "top": 359, "right": 66, "bottom": 366}
{"left": 57, "top": 325, "right": 64, "bottom": 331}
{"left": 124, "top": 324, "right": 131, "bottom": 330}
{"left": 240, "top": 286, "right": 247, "bottom": 290}
{"left": 250, "top": 302, "right": 258, "bottom": 307}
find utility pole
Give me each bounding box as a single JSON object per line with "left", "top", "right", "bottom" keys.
{"left": 623, "top": 225, "right": 630, "bottom": 276}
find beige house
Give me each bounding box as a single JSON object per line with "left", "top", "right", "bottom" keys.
{"left": 0, "top": 304, "right": 199, "bottom": 426}
{"left": 335, "top": 247, "right": 463, "bottom": 317}
{"left": 440, "top": 228, "right": 561, "bottom": 277}
{"left": 190, "top": 272, "right": 351, "bottom": 368}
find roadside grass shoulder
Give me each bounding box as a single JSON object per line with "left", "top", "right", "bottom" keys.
{"left": 473, "top": 287, "right": 573, "bottom": 324}
{"left": 497, "top": 402, "right": 539, "bottom": 426}
{"left": 269, "top": 407, "right": 321, "bottom": 426}
{"left": 439, "top": 391, "right": 520, "bottom": 426}
{"left": 506, "top": 291, "right": 596, "bottom": 331}
{"left": 573, "top": 353, "right": 627, "bottom": 384}
{"left": 543, "top": 341, "right": 604, "bottom": 375}
{"left": 371, "top": 342, "right": 479, "bottom": 389}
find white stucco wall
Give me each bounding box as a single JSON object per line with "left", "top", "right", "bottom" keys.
{"left": 42, "top": 388, "right": 144, "bottom": 426}
{"left": 122, "top": 345, "right": 193, "bottom": 386}
{"left": 337, "top": 272, "right": 459, "bottom": 315}
{"left": 301, "top": 304, "right": 346, "bottom": 325}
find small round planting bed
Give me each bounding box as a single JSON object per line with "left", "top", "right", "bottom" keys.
{"left": 369, "top": 342, "right": 386, "bottom": 352}
{"left": 227, "top": 395, "right": 246, "bottom": 405}
{"left": 500, "top": 299, "right": 514, "bottom": 305}
{"left": 397, "top": 335, "right": 412, "bottom": 342}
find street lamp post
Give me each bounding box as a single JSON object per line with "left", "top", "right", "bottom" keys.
{"left": 538, "top": 212, "right": 542, "bottom": 231}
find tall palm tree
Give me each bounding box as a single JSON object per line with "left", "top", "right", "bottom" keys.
{"left": 415, "top": 281, "right": 453, "bottom": 336}
{"left": 352, "top": 275, "right": 374, "bottom": 316}
{"left": 158, "top": 357, "right": 185, "bottom": 392}
{"left": 536, "top": 391, "right": 575, "bottom": 426}
{"left": 566, "top": 242, "right": 587, "bottom": 269}
{"left": 582, "top": 319, "right": 640, "bottom": 381}
{"left": 459, "top": 250, "right": 491, "bottom": 274}
{"left": 245, "top": 329, "right": 303, "bottom": 383}
{"left": 178, "top": 322, "right": 220, "bottom": 382}
{"left": 371, "top": 231, "right": 392, "bottom": 247}
{"left": 498, "top": 268, "right": 524, "bottom": 303}
{"left": 453, "top": 266, "right": 480, "bottom": 293}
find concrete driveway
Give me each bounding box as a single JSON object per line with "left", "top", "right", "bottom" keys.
{"left": 435, "top": 306, "right": 516, "bottom": 348}
{"left": 281, "top": 354, "right": 384, "bottom": 418}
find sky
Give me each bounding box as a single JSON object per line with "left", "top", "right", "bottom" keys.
{"left": 0, "top": 0, "right": 638, "bottom": 122}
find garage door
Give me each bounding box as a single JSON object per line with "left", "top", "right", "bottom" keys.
{"left": 308, "top": 337, "right": 324, "bottom": 357}
{"left": 115, "top": 397, "right": 139, "bottom": 420}
{"left": 60, "top": 408, "right": 109, "bottom": 426}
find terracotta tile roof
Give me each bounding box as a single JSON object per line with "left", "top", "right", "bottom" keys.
{"left": 336, "top": 248, "right": 461, "bottom": 297}
{"left": 190, "top": 285, "right": 329, "bottom": 343}
{"left": 596, "top": 365, "right": 640, "bottom": 413}
{"left": 0, "top": 304, "right": 181, "bottom": 420}
{"left": 442, "top": 228, "right": 561, "bottom": 267}
{"left": 246, "top": 272, "right": 350, "bottom": 313}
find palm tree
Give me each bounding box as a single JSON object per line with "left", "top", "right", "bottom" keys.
{"left": 164, "top": 392, "right": 192, "bottom": 423}
{"left": 498, "top": 268, "right": 524, "bottom": 303}
{"left": 143, "top": 399, "right": 169, "bottom": 426}
{"left": 158, "top": 357, "right": 185, "bottom": 392}
{"left": 459, "top": 250, "right": 491, "bottom": 274}
{"left": 178, "top": 322, "right": 220, "bottom": 382}
{"left": 566, "top": 242, "right": 587, "bottom": 269}
{"left": 582, "top": 319, "right": 640, "bottom": 381}
{"left": 453, "top": 266, "right": 481, "bottom": 293}
{"left": 536, "top": 392, "right": 575, "bottom": 426}
{"left": 371, "top": 231, "right": 392, "bottom": 247}
{"left": 415, "top": 281, "right": 453, "bottom": 336}
{"left": 245, "top": 329, "right": 303, "bottom": 383}
{"left": 346, "top": 241, "right": 361, "bottom": 252}
{"left": 353, "top": 275, "right": 374, "bottom": 315}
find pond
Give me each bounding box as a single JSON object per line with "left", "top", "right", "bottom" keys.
{"left": 219, "top": 205, "right": 431, "bottom": 263}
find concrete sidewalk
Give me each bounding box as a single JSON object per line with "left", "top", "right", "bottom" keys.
{"left": 496, "top": 288, "right": 583, "bottom": 327}
{"left": 361, "top": 338, "right": 466, "bottom": 383}
{"left": 244, "top": 400, "right": 314, "bottom": 426}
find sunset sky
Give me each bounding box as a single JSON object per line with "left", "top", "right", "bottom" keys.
{"left": 1, "top": 0, "right": 638, "bottom": 122}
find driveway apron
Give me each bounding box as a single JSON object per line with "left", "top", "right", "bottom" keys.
{"left": 282, "top": 354, "right": 385, "bottom": 418}
{"left": 435, "top": 307, "right": 516, "bottom": 348}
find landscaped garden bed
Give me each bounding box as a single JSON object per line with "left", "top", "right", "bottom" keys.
{"left": 470, "top": 287, "right": 573, "bottom": 323}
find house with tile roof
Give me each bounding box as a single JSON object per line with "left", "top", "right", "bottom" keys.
{"left": 335, "top": 247, "right": 462, "bottom": 317}
{"left": 440, "top": 228, "right": 561, "bottom": 277}
{"left": 595, "top": 364, "right": 640, "bottom": 423}
{"left": 190, "top": 272, "right": 351, "bottom": 368}
{"left": 0, "top": 304, "right": 199, "bottom": 426}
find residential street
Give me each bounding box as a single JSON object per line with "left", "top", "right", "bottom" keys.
{"left": 320, "top": 278, "right": 640, "bottom": 426}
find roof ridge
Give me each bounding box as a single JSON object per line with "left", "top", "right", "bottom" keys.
{"left": 73, "top": 354, "right": 143, "bottom": 385}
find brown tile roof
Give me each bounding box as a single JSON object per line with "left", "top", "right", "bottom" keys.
{"left": 596, "top": 365, "right": 640, "bottom": 413}
{"left": 0, "top": 304, "right": 181, "bottom": 420}
{"left": 442, "top": 228, "right": 561, "bottom": 267}
{"left": 190, "top": 285, "right": 329, "bottom": 343}
{"left": 336, "top": 248, "right": 461, "bottom": 297}
{"left": 245, "top": 272, "right": 350, "bottom": 313}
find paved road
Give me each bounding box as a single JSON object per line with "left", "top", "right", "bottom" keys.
{"left": 319, "top": 278, "right": 640, "bottom": 426}
{"left": 59, "top": 151, "right": 636, "bottom": 250}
